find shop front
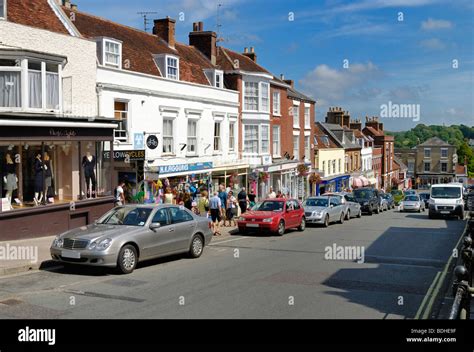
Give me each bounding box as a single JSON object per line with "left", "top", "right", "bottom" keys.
{"left": 417, "top": 174, "right": 455, "bottom": 189}
{"left": 316, "top": 174, "right": 350, "bottom": 195}
{"left": 210, "top": 163, "right": 249, "bottom": 193}
{"left": 0, "top": 115, "right": 117, "bottom": 240}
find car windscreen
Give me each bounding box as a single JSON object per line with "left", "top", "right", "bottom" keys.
{"left": 98, "top": 207, "right": 152, "bottom": 226}
{"left": 353, "top": 189, "right": 373, "bottom": 199}
{"left": 305, "top": 198, "right": 329, "bottom": 207}
{"left": 431, "top": 187, "right": 461, "bottom": 199}
{"left": 382, "top": 194, "right": 391, "bottom": 199}
{"left": 404, "top": 196, "right": 419, "bottom": 201}
{"left": 257, "top": 201, "right": 284, "bottom": 212}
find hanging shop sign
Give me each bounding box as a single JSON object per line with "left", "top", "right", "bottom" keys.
{"left": 159, "top": 162, "right": 213, "bottom": 175}
{"left": 103, "top": 150, "right": 145, "bottom": 162}
{"left": 146, "top": 135, "right": 159, "bottom": 150}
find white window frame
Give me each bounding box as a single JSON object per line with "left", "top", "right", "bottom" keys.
{"left": 304, "top": 106, "right": 311, "bottom": 129}
{"left": 272, "top": 125, "right": 281, "bottom": 157}
{"left": 103, "top": 39, "right": 122, "bottom": 69}
{"left": 0, "top": 0, "right": 6, "bottom": 19}
{"left": 441, "top": 148, "right": 448, "bottom": 159}
{"left": 293, "top": 105, "right": 300, "bottom": 128}
{"left": 166, "top": 55, "right": 179, "bottom": 80}
{"left": 229, "top": 122, "right": 236, "bottom": 152}
{"left": 304, "top": 136, "right": 310, "bottom": 161}
{"left": 162, "top": 117, "right": 175, "bottom": 155}
{"left": 243, "top": 124, "right": 259, "bottom": 155}
{"left": 114, "top": 100, "right": 129, "bottom": 143}
{"left": 215, "top": 70, "right": 223, "bottom": 88}
{"left": 261, "top": 124, "right": 270, "bottom": 154}
{"left": 293, "top": 135, "right": 299, "bottom": 159}
{"left": 187, "top": 119, "right": 199, "bottom": 156}
{"left": 259, "top": 82, "right": 270, "bottom": 113}
{"left": 243, "top": 81, "right": 259, "bottom": 111}
{"left": 272, "top": 91, "right": 281, "bottom": 115}
{"left": 213, "top": 121, "right": 222, "bottom": 153}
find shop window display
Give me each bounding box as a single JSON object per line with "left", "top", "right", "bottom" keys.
{"left": 0, "top": 141, "right": 112, "bottom": 211}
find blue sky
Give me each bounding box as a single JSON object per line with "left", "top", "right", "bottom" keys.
{"left": 76, "top": 0, "right": 473, "bottom": 131}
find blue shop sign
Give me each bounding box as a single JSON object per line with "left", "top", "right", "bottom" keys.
{"left": 159, "top": 162, "right": 213, "bottom": 175}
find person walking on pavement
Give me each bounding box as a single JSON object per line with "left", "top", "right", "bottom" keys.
{"left": 114, "top": 181, "right": 126, "bottom": 206}
{"left": 225, "top": 191, "right": 237, "bottom": 227}
{"left": 268, "top": 187, "right": 276, "bottom": 199}
{"left": 248, "top": 189, "right": 257, "bottom": 208}
{"left": 197, "top": 190, "right": 210, "bottom": 217}
{"left": 218, "top": 184, "right": 228, "bottom": 227}
{"left": 238, "top": 187, "right": 248, "bottom": 214}
{"left": 209, "top": 191, "right": 222, "bottom": 236}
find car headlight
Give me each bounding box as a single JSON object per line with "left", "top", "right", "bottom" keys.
{"left": 456, "top": 199, "right": 463, "bottom": 205}
{"left": 262, "top": 218, "right": 273, "bottom": 223}
{"left": 237, "top": 217, "right": 246, "bottom": 221}
{"left": 89, "top": 238, "right": 112, "bottom": 251}
{"left": 53, "top": 236, "right": 63, "bottom": 248}
{"left": 415, "top": 202, "right": 420, "bottom": 207}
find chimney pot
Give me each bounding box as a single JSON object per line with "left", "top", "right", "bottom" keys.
{"left": 193, "top": 22, "right": 199, "bottom": 31}
{"left": 250, "top": 47, "right": 254, "bottom": 53}
{"left": 244, "top": 47, "right": 248, "bottom": 53}
{"left": 198, "top": 22, "right": 204, "bottom": 31}
{"left": 189, "top": 22, "right": 217, "bottom": 65}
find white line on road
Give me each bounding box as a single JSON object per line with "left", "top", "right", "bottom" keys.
{"left": 209, "top": 237, "right": 246, "bottom": 246}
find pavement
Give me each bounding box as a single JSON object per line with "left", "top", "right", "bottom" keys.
{"left": 0, "top": 209, "right": 467, "bottom": 319}
{"left": 0, "top": 225, "right": 239, "bottom": 277}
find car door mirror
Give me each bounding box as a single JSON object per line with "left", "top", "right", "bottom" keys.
{"left": 150, "top": 222, "right": 161, "bottom": 231}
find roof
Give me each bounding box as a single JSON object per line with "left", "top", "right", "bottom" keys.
{"left": 320, "top": 123, "right": 361, "bottom": 150}
{"left": 418, "top": 137, "right": 453, "bottom": 147}
{"left": 393, "top": 156, "right": 407, "bottom": 170}
{"left": 216, "top": 47, "right": 270, "bottom": 74}
{"left": 60, "top": 8, "right": 213, "bottom": 85}
{"left": 6, "top": 0, "right": 70, "bottom": 35}
{"left": 363, "top": 126, "right": 384, "bottom": 137}
{"left": 287, "top": 87, "right": 315, "bottom": 103}
{"left": 314, "top": 123, "right": 339, "bottom": 149}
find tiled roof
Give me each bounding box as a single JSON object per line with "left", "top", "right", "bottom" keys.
{"left": 364, "top": 126, "right": 384, "bottom": 137}
{"left": 6, "top": 0, "right": 70, "bottom": 35}
{"left": 60, "top": 8, "right": 213, "bottom": 85}
{"left": 393, "top": 156, "right": 407, "bottom": 170}
{"left": 418, "top": 137, "right": 453, "bottom": 147}
{"left": 314, "top": 123, "right": 339, "bottom": 149}
{"left": 216, "top": 47, "right": 270, "bottom": 74}
{"left": 287, "top": 87, "right": 315, "bottom": 103}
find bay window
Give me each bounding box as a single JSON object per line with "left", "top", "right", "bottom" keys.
{"left": 244, "top": 82, "right": 259, "bottom": 111}
{"left": 261, "top": 125, "right": 269, "bottom": 153}
{"left": 0, "top": 62, "right": 21, "bottom": 107}
{"left": 260, "top": 82, "right": 269, "bottom": 112}
{"left": 244, "top": 125, "right": 259, "bottom": 153}
{"left": 163, "top": 118, "right": 174, "bottom": 154}
{"left": 28, "top": 62, "right": 42, "bottom": 109}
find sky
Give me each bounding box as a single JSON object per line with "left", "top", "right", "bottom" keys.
{"left": 75, "top": 0, "right": 474, "bottom": 131}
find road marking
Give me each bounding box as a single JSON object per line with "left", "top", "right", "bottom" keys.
{"left": 62, "top": 289, "right": 145, "bottom": 303}
{"left": 209, "top": 237, "right": 246, "bottom": 245}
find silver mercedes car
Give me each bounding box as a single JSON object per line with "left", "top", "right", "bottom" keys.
{"left": 303, "top": 196, "right": 346, "bottom": 227}
{"left": 50, "top": 204, "right": 213, "bottom": 274}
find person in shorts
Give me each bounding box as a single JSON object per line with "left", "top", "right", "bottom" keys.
{"left": 209, "top": 191, "right": 222, "bottom": 236}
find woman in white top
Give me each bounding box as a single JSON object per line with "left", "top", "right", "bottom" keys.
{"left": 163, "top": 187, "right": 175, "bottom": 204}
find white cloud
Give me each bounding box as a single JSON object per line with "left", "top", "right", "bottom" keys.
{"left": 419, "top": 38, "right": 446, "bottom": 50}
{"left": 421, "top": 18, "right": 452, "bottom": 30}
{"left": 328, "top": 0, "right": 439, "bottom": 13}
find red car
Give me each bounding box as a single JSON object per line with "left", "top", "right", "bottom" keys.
{"left": 236, "top": 198, "right": 306, "bottom": 236}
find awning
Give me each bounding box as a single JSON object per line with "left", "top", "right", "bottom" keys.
{"left": 353, "top": 176, "right": 369, "bottom": 187}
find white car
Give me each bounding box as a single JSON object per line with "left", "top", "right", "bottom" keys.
{"left": 400, "top": 195, "right": 425, "bottom": 213}
{"left": 428, "top": 183, "right": 465, "bottom": 219}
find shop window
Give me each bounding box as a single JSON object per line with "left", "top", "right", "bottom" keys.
{"left": 187, "top": 120, "right": 198, "bottom": 155}
{"left": 0, "top": 141, "right": 112, "bottom": 211}
{"left": 213, "top": 122, "right": 222, "bottom": 152}
{"left": 114, "top": 101, "right": 128, "bottom": 142}
{"left": 163, "top": 118, "right": 174, "bottom": 154}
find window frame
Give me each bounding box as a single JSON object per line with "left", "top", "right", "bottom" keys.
{"left": 272, "top": 91, "right": 281, "bottom": 115}
{"left": 261, "top": 124, "right": 270, "bottom": 154}
{"left": 229, "top": 121, "right": 236, "bottom": 152}
{"left": 213, "top": 121, "right": 222, "bottom": 153}
{"left": 215, "top": 70, "right": 223, "bottom": 88}
{"left": 187, "top": 118, "right": 198, "bottom": 156}
{"left": 243, "top": 81, "right": 259, "bottom": 111}
{"left": 243, "top": 124, "right": 259, "bottom": 155}
{"left": 162, "top": 117, "right": 175, "bottom": 155}
{"left": 304, "top": 136, "right": 310, "bottom": 161}
{"left": 441, "top": 148, "right": 448, "bottom": 159}
{"left": 293, "top": 105, "right": 300, "bottom": 128}
{"left": 293, "top": 135, "right": 299, "bottom": 159}
{"left": 424, "top": 148, "right": 431, "bottom": 158}
{"left": 424, "top": 161, "right": 431, "bottom": 172}
{"left": 166, "top": 56, "right": 179, "bottom": 80}
{"left": 103, "top": 39, "right": 122, "bottom": 69}
{"left": 272, "top": 125, "right": 281, "bottom": 157}
{"left": 0, "top": 0, "right": 6, "bottom": 19}
{"left": 114, "top": 100, "right": 129, "bottom": 143}
{"left": 441, "top": 162, "right": 448, "bottom": 172}
{"left": 304, "top": 106, "right": 311, "bottom": 128}
{"left": 259, "top": 82, "right": 270, "bottom": 112}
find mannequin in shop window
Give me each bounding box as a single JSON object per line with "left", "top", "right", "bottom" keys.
{"left": 3, "top": 153, "right": 18, "bottom": 209}
{"left": 44, "top": 152, "right": 54, "bottom": 203}
{"left": 34, "top": 153, "right": 45, "bottom": 206}
{"left": 82, "top": 151, "right": 96, "bottom": 198}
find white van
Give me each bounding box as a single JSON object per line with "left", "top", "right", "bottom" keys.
{"left": 428, "top": 183, "right": 464, "bottom": 219}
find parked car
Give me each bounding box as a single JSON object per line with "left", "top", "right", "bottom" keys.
{"left": 50, "top": 205, "right": 213, "bottom": 274}
{"left": 400, "top": 195, "right": 425, "bottom": 213}
{"left": 391, "top": 189, "right": 404, "bottom": 206}
{"left": 236, "top": 198, "right": 305, "bottom": 236}
{"left": 342, "top": 193, "right": 362, "bottom": 218}
{"left": 379, "top": 194, "right": 389, "bottom": 211}
{"left": 303, "top": 196, "right": 346, "bottom": 227}
{"left": 404, "top": 189, "right": 417, "bottom": 196}
{"left": 353, "top": 187, "right": 380, "bottom": 215}
{"left": 419, "top": 192, "right": 430, "bottom": 208}
{"left": 324, "top": 193, "right": 350, "bottom": 220}
{"left": 381, "top": 193, "right": 395, "bottom": 209}
{"left": 428, "top": 183, "right": 464, "bottom": 219}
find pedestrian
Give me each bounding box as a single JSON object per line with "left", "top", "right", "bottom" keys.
{"left": 238, "top": 187, "right": 248, "bottom": 214}
{"left": 114, "top": 181, "right": 126, "bottom": 206}
{"left": 248, "top": 189, "right": 257, "bottom": 208}
{"left": 183, "top": 192, "right": 193, "bottom": 210}
{"left": 163, "top": 187, "right": 175, "bottom": 204}
{"left": 268, "top": 187, "right": 276, "bottom": 199}
{"left": 225, "top": 191, "right": 237, "bottom": 227}
{"left": 276, "top": 190, "right": 282, "bottom": 198}
{"left": 209, "top": 191, "right": 222, "bottom": 236}
{"left": 197, "top": 190, "right": 210, "bottom": 217}
{"left": 218, "top": 184, "right": 228, "bottom": 226}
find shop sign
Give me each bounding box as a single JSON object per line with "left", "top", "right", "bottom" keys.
{"left": 103, "top": 150, "right": 145, "bottom": 162}
{"left": 146, "top": 135, "right": 159, "bottom": 150}
{"left": 159, "top": 162, "right": 213, "bottom": 175}
{"left": 134, "top": 133, "right": 144, "bottom": 149}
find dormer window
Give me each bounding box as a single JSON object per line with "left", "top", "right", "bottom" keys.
{"left": 204, "top": 69, "right": 224, "bottom": 88}
{"left": 0, "top": 0, "right": 6, "bottom": 19}
{"left": 96, "top": 38, "right": 122, "bottom": 69}
{"left": 154, "top": 54, "right": 180, "bottom": 81}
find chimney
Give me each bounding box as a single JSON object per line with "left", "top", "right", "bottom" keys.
{"left": 153, "top": 17, "right": 176, "bottom": 48}
{"left": 284, "top": 79, "right": 294, "bottom": 88}
{"left": 350, "top": 119, "right": 362, "bottom": 131}
{"left": 189, "top": 22, "right": 217, "bottom": 65}
{"left": 57, "top": 0, "right": 71, "bottom": 8}
{"left": 242, "top": 46, "right": 257, "bottom": 63}
{"left": 280, "top": 74, "right": 285, "bottom": 81}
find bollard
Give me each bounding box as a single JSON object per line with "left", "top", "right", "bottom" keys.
{"left": 449, "top": 265, "right": 471, "bottom": 319}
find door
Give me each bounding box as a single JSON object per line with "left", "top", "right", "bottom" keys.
{"left": 168, "top": 206, "right": 196, "bottom": 252}
{"left": 141, "top": 208, "right": 175, "bottom": 258}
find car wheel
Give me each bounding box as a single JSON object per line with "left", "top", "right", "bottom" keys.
{"left": 189, "top": 234, "right": 204, "bottom": 258}
{"left": 346, "top": 210, "right": 350, "bottom": 220}
{"left": 277, "top": 220, "right": 286, "bottom": 236}
{"left": 323, "top": 215, "right": 330, "bottom": 227}
{"left": 117, "top": 244, "right": 137, "bottom": 274}
{"left": 357, "top": 209, "right": 362, "bottom": 218}
{"left": 298, "top": 218, "right": 306, "bottom": 231}
{"left": 339, "top": 213, "right": 344, "bottom": 224}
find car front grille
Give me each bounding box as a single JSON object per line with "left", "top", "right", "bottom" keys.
{"left": 437, "top": 206, "right": 454, "bottom": 211}
{"left": 63, "top": 238, "right": 89, "bottom": 250}
{"left": 305, "top": 212, "right": 313, "bottom": 217}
